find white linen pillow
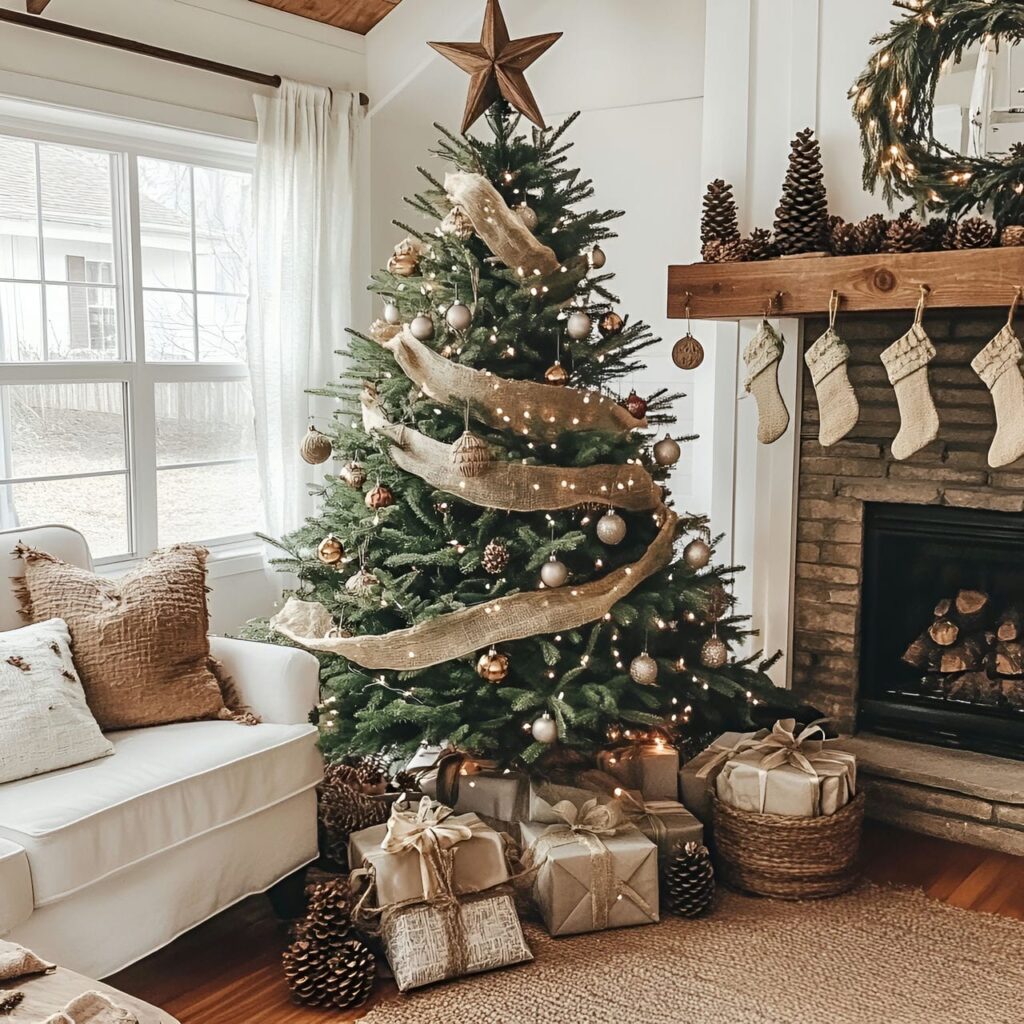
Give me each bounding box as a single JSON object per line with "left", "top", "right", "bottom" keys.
{"left": 0, "top": 618, "right": 113, "bottom": 785}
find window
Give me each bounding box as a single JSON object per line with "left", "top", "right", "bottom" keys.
{"left": 0, "top": 127, "right": 261, "bottom": 562}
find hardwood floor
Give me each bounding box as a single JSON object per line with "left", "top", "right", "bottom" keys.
{"left": 111, "top": 823, "right": 1024, "bottom": 1023}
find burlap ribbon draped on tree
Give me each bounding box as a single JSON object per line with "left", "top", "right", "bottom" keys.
{"left": 270, "top": 507, "right": 677, "bottom": 670}
{"left": 360, "top": 388, "right": 661, "bottom": 512}
{"left": 445, "top": 171, "right": 560, "bottom": 276}
{"left": 373, "top": 327, "right": 647, "bottom": 439}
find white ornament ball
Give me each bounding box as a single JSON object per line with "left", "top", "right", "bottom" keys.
{"left": 445, "top": 301, "right": 473, "bottom": 332}
{"left": 540, "top": 556, "right": 568, "bottom": 589}
{"left": 410, "top": 314, "right": 435, "bottom": 341}
{"left": 596, "top": 511, "right": 627, "bottom": 546}
{"left": 531, "top": 713, "right": 558, "bottom": 744}
{"left": 683, "top": 537, "right": 711, "bottom": 570}
{"left": 516, "top": 204, "right": 539, "bottom": 231}
{"left": 590, "top": 245, "right": 607, "bottom": 269}
{"left": 653, "top": 435, "right": 681, "bottom": 467}
{"left": 566, "top": 310, "right": 593, "bottom": 340}
{"left": 701, "top": 635, "right": 729, "bottom": 669}
{"left": 383, "top": 302, "right": 401, "bottom": 325}
{"left": 629, "top": 652, "right": 659, "bottom": 686}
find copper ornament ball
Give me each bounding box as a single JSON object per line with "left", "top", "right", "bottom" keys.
{"left": 653, "top": 434, "right": 681, "bottom": 467}
{"left": 476, "top": 648, "right": 510, "bottom": 683}
{"left": 683, "top": 537, "right": 711, "bottom": 570}
{"left": 410, "top": 314, "right": 435, "bottom": 341}
{"left": 596, "top": 510, "right": 627, "bottom": 546}
{"left": 340, "top": 460, "right": 366, "bottom": 490}
{"left": 387, "top": 252, "right": 418, "bottom": 277}
{"left": 589, "top": 245, "right": 607, "bottom": 269}
{"left": 300, "top": 425, "right": 333, "bottom": 465}
{"left": 672, "top": 333, "right": 705, "bottom": 370}
{"left": 622, "top": 389, "right": 648, "bottom": 420}
{"left": 540, "top": 556, "right": 568, "bottom": 589}
{"left": 629, "top": 652, "right": 659, "bottom": 686}
{"left": 366, "top": 484, "right": 395, "bottom": 510}
{"left": 598, "top": 311, "right": 624, "bottom": 338}
{"left": 544, "top": 360, "right": 570, "bottom": 386}
{"left": 566, "top": 310, "right": 593, "bottom": 340}
{"left": 316, "top": 535, "right": 344, "bottom": 565}
{"left": 700, "top": 635, "right": 728, "bottom": 669}
{"left": 531, "top": 713, "right": 558, "bottom": 744}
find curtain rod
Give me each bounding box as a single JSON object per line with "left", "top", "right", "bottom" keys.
{"left": 0, "top": 10, "right": 369, "bottom": 105}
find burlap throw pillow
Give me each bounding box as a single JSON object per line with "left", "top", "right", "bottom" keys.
{"left": 14, "top": 544, "right": 240, "bottom": 731}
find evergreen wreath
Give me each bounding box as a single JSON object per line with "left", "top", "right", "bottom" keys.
{"left": 851, "top": 0, "right": 1024, "bottom": 225}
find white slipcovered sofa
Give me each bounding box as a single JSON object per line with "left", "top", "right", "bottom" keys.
{"left": 0, "top": 525, "right": 323, "bottom": 979}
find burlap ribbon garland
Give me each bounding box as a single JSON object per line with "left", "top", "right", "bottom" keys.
{"left": 374, "top": 326, "right": 647, "bottom": 440}
{"left": 270, "top": 506, "right": 677, "bottom": 669}
{"left": 445, "top": 171, "right": 560, "bottom": 276}
{"left": 521, "top": 799, "right": 657, "bottom": 929}
{"left": 361, "top": 387, "right": 662, "bottom": 512}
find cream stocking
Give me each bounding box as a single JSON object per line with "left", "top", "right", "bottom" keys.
{"left": 743, "top": 320, "right": 790, "bottom": 444}
{"left": 805, "top": 325, "right": 859, "bottom": 447}
{"left": 972, "top": 323, "right": 1024, "bottom": 468}
{"left": 880, "top": 322, "right": 940, "bottom": 461}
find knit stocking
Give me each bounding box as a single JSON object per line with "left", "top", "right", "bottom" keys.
{"left": 805, "top": 326, "right": 859, "bottom": 446}
{"left": 743, "top": 320, "right": 790, "bottom": 444}
{"left": 880, "top": 323, "right": 940, "bottom": 460}
{"left": 972, "top": 323, "right": 1024, "bottom": 468}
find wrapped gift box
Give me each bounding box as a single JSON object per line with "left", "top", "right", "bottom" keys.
{"left": 623, "top": 798, "right": 703, "bottom": 858}
{"left": 403, "top": 743, "right": 446, "bottom": 774}
{"left": 382, "top": 891, "right": 532, "bottom": 991}
{"left": 596, "top": 742, "right": 679, "bottom": 802}
{"left": 521, "top": 793, "right": 658, "bottom": 937}
{"left": 419, "top": 768, "right": 528, "bottom": 834}
{"left": 678, "top": 730, "right": 768, "bottom": 822}
{"left": 714, "top": 720, "right": 857, "bottom": 818}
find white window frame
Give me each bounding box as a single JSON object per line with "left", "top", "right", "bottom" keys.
{"left": 0, "top": 106, "right": 260, "bottom": 573}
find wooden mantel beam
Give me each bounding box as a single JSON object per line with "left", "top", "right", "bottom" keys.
{"left": 667, "top": 248, "right": 1024, "bottom": 320}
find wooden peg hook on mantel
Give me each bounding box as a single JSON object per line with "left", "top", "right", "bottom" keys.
{"left": 667, "top": 247, "right": 1024, "bottom": 321}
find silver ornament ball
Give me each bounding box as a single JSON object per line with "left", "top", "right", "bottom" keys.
{"left": 383, "top": 302, "right": 401, "bottom": 325}
{"left": 566, "top": 310, "right": 593, "bottom": 340}
{"left": 445, "top": 301, "right": 473, "bottom": 332}
{"left": 516, "top": 204, "right": 539, "bottom": 231}
{"left": 683, "top": 537, "right": 711, "bottom": 570}
{"left": 629, "top": 652, "right": 659, "bottom": 686}
{"left": 653, "top": 435, "right": 681, "bottom": 467}
{"left": 701, "top": 635, "right": 729, "bottom": 669}
{"left": 410, "top": 314, "right": 435, "bottom": 341}
{"left": 540, "top": 557, "right": 568, "bottom": 589}
{"left": 531, "top": 713, "right": 558, "bottom": 744}
{"left": 590, "top": 244, "right": 607, "bottom": 269}
{"left": 596, "top": 511, "right": 627, "bottom": 546}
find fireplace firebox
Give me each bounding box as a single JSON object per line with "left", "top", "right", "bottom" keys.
{"left": 859, "top": 502, "right": 1024, "bottom": 760}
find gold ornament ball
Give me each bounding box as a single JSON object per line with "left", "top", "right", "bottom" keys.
{"left": 672, "top": 333, "right": 705, "bottom": 370}
{"left": 590, "top": 245, "right": 607, "bottom": 269}
{"left": 653, "top": 435, "right": 681, "bottom": 467}
{"left": 451, "top": 430, "right": 492, "bottom": 478}
{"left": 515, "top": 204, "right": 539, "bottom": 231}
{"left": 683, "top": 537, "right": 711, "bottom": 570}
{"left": 598, "top": 311, "right": 624, "bottom": 338}
{"left": 410, "top": 314, "right": 435, "bottom": 341}
{"left": 596, "top": 510, "right": 627, "bottom": 546}
{"left": 300, "top": 425, "right": 333, "bottom": 465}
{"left": 445, "top": 301, "right": 473, "bottom": 332}
{"left": 531, "top": 713, "right": 558, "bottom": 744}
{"left": 476, "top": 647, "right": 510, "bottom": 683}
{"left": 629, "top": 652, "right": 659, "bottom": 686}
{"left": 316, "top": 535, "right": 344, "bottom": 566}
{"left": 566, "top": 310, "right": 593, "bottom": 340}
{"left": 340, "top": 460, "right": 366, "bottom": 489}
{"left": 383, "top": 301, "right": 402, "bottom": 325}
{"left": 701, "top": 635, "right": 728, "bottom": 669}
{"left": 544, "top": 360, "right": 569, "bottom": 386}
{"left": 540, "top": 556, "right": 568, "bottom": 589}
{"left": 366, "top": 484, "right": 394, "bottom": 510}
{"left": 387, "top": 252, "right": 418, "bottom": 277}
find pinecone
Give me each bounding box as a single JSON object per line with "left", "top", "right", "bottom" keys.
{"left": 828, "top": 216, "right": 859, "bottom": 256}
{"left": 700, "top": 179, "right": 740, "bottom": 248}
{"left": 922, "top": 216, "right": 950, "bottom": 252}
{"left": 390, "top": 768, "right": 420, "bottom": 793}
{"left": 852, "top": 213, "right": 887, "bottom": 255}
{"left": 662, "top": 841, "right": 715, "bottom": 917}
{"left": 773, "top": 128, "right": 829, "bottom": 255}
{"left": 942, "top": 217, "right": 960, "bottom": 251}
{"left": 317, "top": 772, "right": 389, "bottom": 867}
{"left": 953, "top": 216, "right": 996, "bottom": 250}
{"left": 283, "top": 935, "right": 375, "bottom": 1010}
{"left": 482, "top": 539, "right": 510, "bottom": 575}
{"left": 745, "top": 227, "right": 776, "bottom": 261}
{"left": 1001, "top": 224, "right": 1024, "bottom": 247}
{"left": 881, "top": 210, "right": 927, "bottom": 253}
{"left": 701, "top": 239, "right": 726, "bottom": 264}
{"left": 347, "top": 751, "right": 393, "bottom": 792}
{"left": 718, "top": 237, "right": 751, "bottom": 263}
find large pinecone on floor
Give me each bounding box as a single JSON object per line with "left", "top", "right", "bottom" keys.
{"left": 662, "top": 841, "right": 715, "bottom": 918}
{"left": 852, "top": 212, "right": 887, "bottom": 255}
{"left": 881, "top": 210, "right": 928, "bottom": 253}
{"left": 828, "top": 216, "right": 860, "bottom": 256}
{"left": 773, "top": 128, "right": 829, "bottom": 255}
{"left": 745, "top": 227, "right": 776, "bottom": 261}
{"left": 701, "top": 179, "right": 740, "bottom": 249}
{"left": 318, "top": 768, "right": 389, "bottom": 867}
{"left": 953, "top": 216, "right": 996, "bottom": 249}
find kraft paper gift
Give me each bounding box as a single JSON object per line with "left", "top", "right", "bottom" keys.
{"left": 520, "top": 794, "right": 659, "bottom": 937}
{"left": 620, "top": 796, "right": 703, "bottom": 858}
{"left": 714, "top": 719, "right": 857, "bottom": 818}
{"left": 419, "top": 767, "right": 529, "bottom": 834}
{"left": 679, "top": 729, "right": 769, "bottom": 822}
{"left": 596, "top": 742, "right": 679, "bottom": 802}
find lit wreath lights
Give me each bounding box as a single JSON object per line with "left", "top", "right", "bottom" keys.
{"left": 851, "top": 0, "right": 1024, "bottom": 224}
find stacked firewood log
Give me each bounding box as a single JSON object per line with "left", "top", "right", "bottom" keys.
{"left": 902, "top": 590, "right": 1024, "bottom": 708}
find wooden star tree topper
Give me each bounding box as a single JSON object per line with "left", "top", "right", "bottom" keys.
{"left": 429, "top": 0, "right": 562, "bottom": 134}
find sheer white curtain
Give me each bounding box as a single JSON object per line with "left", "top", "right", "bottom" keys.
{"left": 248, "top": 80, "right": 360, "bottom": 536}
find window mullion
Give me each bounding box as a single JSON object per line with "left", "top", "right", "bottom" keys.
{"left": 33, "top": 142, "right": 48, "bottom": 363}
{"left": 189, "top": 165, "right": 200, "bottom": 363}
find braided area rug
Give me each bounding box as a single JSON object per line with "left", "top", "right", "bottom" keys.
{"left": 360, "top": 884, "right": 1024, "bottom": 1024}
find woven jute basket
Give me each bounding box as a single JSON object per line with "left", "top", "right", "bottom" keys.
{"left": 712, "top": 791, "right": 865, "bottom": 900}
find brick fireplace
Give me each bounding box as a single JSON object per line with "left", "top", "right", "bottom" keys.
{"left": 790, "top": 310, "right": 1024, "bottom": 854}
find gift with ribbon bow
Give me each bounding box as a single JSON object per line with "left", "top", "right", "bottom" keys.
{"left": 596, "top": 740, "right": 680, "bottom": 802}
{"left": 520, "top": 790, "right": 659, "bottom": 936}
{"left": 679, "top": 729, "right": 769, "bottom": 822}
{"left": 714, "top": 719, "right": 857, "bottom": 818}
{"left": 348, "top": 797, "right": 532, "bottom": 990}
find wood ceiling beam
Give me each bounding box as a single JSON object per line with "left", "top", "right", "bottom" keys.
{"left": 26, "top": 1, "right": 52, "bottom": 13}
{"left": 247, "top": 1, "right": 401, "bottom": 36}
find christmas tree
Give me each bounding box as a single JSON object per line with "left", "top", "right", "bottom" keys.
{"left": 257, "top": 4, "right": 808, "bottom": 768}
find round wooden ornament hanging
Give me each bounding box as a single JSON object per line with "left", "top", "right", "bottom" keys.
{"left": 300, "top": 425, "right": 333, "bottom": 465}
